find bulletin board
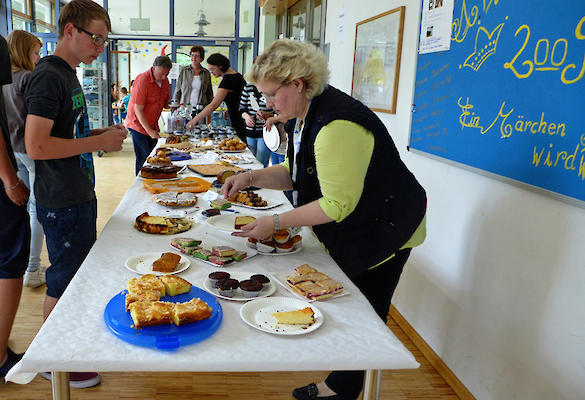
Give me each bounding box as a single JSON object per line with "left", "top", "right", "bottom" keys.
{"left": 409, "top": 1, "right": 585, "bottom": 203}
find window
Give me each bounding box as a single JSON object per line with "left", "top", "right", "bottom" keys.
{"left": 238, "top": 42, "right": 254, "bottom": 75}
{"left": 239, "top": 0, "right": 255, "bottom": 38}
{"left": 11, "top": 0, "right": 33, "bottom": 31}
{"left": 175, "top": 0, "right": 236, "bottom": 37}
{"left": 34, "top": 0, "right": 56, "bottom": 33}
{"left": 108, "top": 0, "right": 170, "bottom": 35}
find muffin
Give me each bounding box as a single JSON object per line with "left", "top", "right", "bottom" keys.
{"left": 290, "top": 235, "right": 302, "bottom": 250}
{"left": 239, "top": 279, "right": 263, "bottom": 298}
{"left": 208, "top": 271, "right": 230, "bottom": 288}
{"left": 250, "top": 274, "right": 270, "bottom": 285}
{"left": 275, "top": 241, "right": 294, "bottom": 253}
{"left": 216, "top": 278, "right": 239, "bottom": 297}
{"left": 272, "top": 229, "right": 291, "bottom": 244}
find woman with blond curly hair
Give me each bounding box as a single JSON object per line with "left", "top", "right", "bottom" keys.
{"left": 222, "top": 39, "right": 427, "bottom": 400}
{"left": 2, "top": 30, "right": 46, "bottom": 288}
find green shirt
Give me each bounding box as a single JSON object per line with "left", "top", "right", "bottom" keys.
{"left": 283, "top": 119, "right": 426, "bottom": 267}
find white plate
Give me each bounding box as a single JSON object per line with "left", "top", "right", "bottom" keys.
{"left": 270, "top": 271, "right": 350, "bottom": 302}
{"left": 240, "top": 296, "right": 323, "bottom": 335}
{"left": 202, "top": 271, "right": 276, "bottom": 301}
{"left": 170, "top": 242, "right": 257, "bottom": 268}
{"left": 124, "top": 252, "right": 190, "bottom": 275}
{"left": 206, "top": 214, "right": 251, "bottom": 232}
{"left": 263, "top": 125, "right": 280, "bottom": 152}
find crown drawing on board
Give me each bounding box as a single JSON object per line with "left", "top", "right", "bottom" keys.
{"left": 462, "top": 22, "right": 505, "bottom": 71}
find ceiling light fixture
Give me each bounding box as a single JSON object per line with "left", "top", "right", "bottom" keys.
{"left": 195, "top": 0, "right": 210, "bottom": 36}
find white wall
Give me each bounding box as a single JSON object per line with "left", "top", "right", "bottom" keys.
{"left": 324, "top": 1, "right": 585, "bottom": 399}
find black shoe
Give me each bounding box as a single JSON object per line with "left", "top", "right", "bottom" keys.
{"left": 292, "top": 383, "right": 346, "bottom": 400}
{"left": 0, "top": 347, "right": 24, "bottom": 378}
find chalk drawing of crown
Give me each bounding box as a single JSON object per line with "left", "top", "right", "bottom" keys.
{"left": 462, "top": 22, "right": 504, "bottom": 71}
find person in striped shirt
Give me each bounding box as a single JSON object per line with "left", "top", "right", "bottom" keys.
{"left": 239, "top": 83, "right": 272, "bottom": 167}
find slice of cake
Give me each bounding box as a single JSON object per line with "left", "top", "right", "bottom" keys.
{"left": 286, "top": 272, "right": 330, "bottom": 285}
{"left": 125, "top": 289, "right": 161, "bottom": 310}
{"left": 271, "top": 307, "right": 315, "bottom": 325}
{"left": 128, "top": 301, "right": 175, "bottom": 328}
{"left": 234, "top": 215, "right": 256, "bottom": 229}
{"left": 211, "top": 246, "right": 236, "bottom": 257}
{"left": 192, "top": 248, "right": 212, "bottom": 261}
{"left": 294, "top": 264, "right": 317, "bottom": 275}
{"left": 159, "top": 275, "right": 192, "bottom": 296}
{"left": 152, "top": 252, "right": 182, "bottom": 273}
{"left": 172, "top": 298, "right": 212, "bottom": 326}
{"left": 127, "top": 274, "right": 166, "bottom": 297}
{"left": 231, "top": 250, "right": 248, "bottom": 261}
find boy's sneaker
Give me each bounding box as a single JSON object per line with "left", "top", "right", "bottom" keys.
{"left": 40, "top": 371, "right": 101, "bottom": 389}
{"left": 0, "top": 347, "right": 24, "bottom": 378}
{"left": 23, "top": 265, "right": 47, "bottom": 288}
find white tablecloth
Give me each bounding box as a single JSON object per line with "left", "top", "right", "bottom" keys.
{"left": 7, "top": 146, "right": 418, "bottom": 384}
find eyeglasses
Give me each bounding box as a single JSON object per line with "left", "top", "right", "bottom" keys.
{"left": 75, "top": 25, "right": 110, "bottom": 47}
{"left": 264, "top": 84, "right": 284, "bottom": 101}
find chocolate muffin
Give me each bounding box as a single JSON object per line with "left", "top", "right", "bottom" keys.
{"left": 239, "top": 279, "right": 263, "bottom": 298}
{"left": 216, "top": 278, "right": 239, "bottom": 297}
{"left": 208, "top": 271, "right": 230, "bottom": 288}
{"left": 250, "top": 274, "right": 270, "bottom": 285}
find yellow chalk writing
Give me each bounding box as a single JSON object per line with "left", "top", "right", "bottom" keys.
{"left": 452, "top": 0, "right": 479, "bottom": 43}
{"left": 504, "top": 18, "right": 584, "bottom": 84}
{"left": 457, "top": 97, "right": 568, "bottom": 139}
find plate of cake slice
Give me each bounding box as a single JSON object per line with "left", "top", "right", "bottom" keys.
{"left": 125, "top": 252, "right": 191, "bottom": 275}
{"left": 239, "top": 296, "right": 323, "bottom": 335}
{"left": 270, "top": 264, "right": 348, "bottom": 302}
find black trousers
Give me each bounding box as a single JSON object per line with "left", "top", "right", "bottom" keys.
{"left": 324, "top": 248, "right": 412, "bottom": 399}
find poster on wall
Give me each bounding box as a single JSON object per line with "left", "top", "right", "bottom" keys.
{"left": 351, "top": 6, "right": 405, "bottom": 114}
{"left": 418, "top": 0, "right": 455, "bottom": 54}
{"left": 409, "top": 1, "right": 585, "bottom": 204}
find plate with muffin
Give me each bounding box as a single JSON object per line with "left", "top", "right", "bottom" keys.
{"left": 125, "top": 251, "right": 191, "bottom": 275}
{"left": 239, "top": 296, "right": 323, "bottom": 335}
{"left": 203, "top": 271, "right": 276, "bottom": 301}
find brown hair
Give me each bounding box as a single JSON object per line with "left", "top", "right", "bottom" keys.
{"left": 58, "top": 0, "right": 111, "bottom": 39}
{"left": 190, "top": 46, "right": 205, "bottom": 60}
{"left": 7, "top": 30, "right": 42, "bottom": 73}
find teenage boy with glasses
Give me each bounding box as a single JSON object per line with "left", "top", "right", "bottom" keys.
{"left": 24, "top": 0, "right": 126, "bottom": 388}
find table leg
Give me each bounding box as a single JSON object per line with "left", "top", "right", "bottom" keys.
{"left": 52, "top": 371, "right": 70, "bottom": 400}
{"left": 363, "top": 369, "right": 381, "bottom": 400}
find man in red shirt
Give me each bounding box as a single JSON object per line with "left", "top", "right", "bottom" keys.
{"left": 125, "top": 56, "right": 172, "bottom": 174}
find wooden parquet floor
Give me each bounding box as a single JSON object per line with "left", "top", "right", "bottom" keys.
{"left": 1, "top": 138, "right": 459, "bottom": 399}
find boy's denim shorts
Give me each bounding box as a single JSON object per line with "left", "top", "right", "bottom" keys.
{"left": 37, "top": 199, "right": 97, "bottom": 298}
{"left": 0, "top": 187, "right": 30, "bottom": 279}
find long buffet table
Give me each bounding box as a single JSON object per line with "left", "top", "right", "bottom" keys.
{"left": 6, "top": 143, "right": 419, "bottom": 399}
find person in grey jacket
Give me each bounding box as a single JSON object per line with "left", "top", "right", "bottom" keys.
{"left": 172, "top": 45, "right": 213, "bottom": 115}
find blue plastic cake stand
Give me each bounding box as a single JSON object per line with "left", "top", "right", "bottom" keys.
{"left": 104, "top": 286, "right": 222, "bottom": 350}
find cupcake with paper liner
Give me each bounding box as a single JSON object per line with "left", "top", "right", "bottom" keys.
{"left": 239, "top": 279, "right": 263, "bottom": 298}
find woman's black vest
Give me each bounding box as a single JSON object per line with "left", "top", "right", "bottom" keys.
{"left": 286, "top": 85, "right": 426, "bottom": 278}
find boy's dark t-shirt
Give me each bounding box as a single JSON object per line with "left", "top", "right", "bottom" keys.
{"left": 26, "top": 55, "right": 95, "bottom": 208}
{"left": 219, "top": 72, "right": 246, "bottom": 137}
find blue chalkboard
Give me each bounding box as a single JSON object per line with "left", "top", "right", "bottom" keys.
{"left": 410, "top": 1, "right": 585, "bottom": 203}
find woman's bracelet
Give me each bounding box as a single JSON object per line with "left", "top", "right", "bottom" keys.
{"left": 7, "top": 180, "right": 20, "bottom": 191}
{"left": 248, "top": 170, "right": 254, "bottom": 186}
